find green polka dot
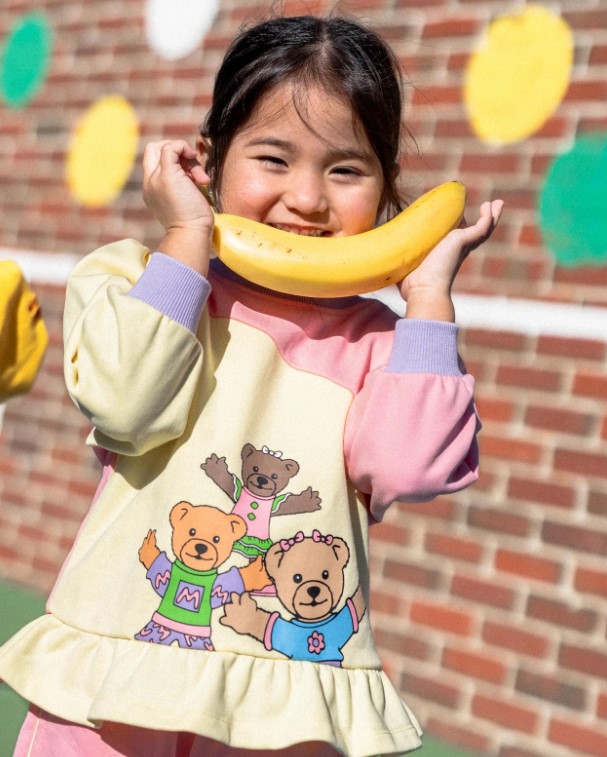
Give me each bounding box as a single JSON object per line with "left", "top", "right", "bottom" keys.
{"left": 539, "top": 133, "right": 607, "bottom": 267}
{"left": 1, "top": 14, "right": 52, "bottom": 108}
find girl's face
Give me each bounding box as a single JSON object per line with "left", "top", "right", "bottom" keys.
{"left": 208, "top": 83, "right": 385, "bottom": 237}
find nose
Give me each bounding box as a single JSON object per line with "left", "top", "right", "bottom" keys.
{"left": 283, "top": 171, "right": 328, "bottom": 216}
{"left": 307, "top": 585, "right": 321, "bottom": 599}
{"left": 195, "top": 543, "right": 208, "bottom": 556}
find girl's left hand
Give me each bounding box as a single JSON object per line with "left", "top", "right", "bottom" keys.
{"left": 400, "top": 199, "right": 504, "bottom": 321}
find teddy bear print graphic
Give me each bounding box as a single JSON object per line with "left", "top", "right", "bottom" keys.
{"left": 222, "top": 530, "right": 366, "bottom": 666}
{"left": 201, "top": 443, "right": 322, "bottom": 559}
{"left": 135, "top": 502, "right": 271, "bottom": 651}
{"left": 135, "top": 445, "right": 363, "bottom": 663}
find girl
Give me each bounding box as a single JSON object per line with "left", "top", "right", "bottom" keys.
{"left": 1, "top": 14, "right": 502, "bottom": 757}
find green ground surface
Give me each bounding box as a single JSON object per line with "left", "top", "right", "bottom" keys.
{"left": 0, "top": 580, "right": 481, "bottom": 756}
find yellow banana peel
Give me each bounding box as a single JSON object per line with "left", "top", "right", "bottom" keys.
{"left": 212, "top": 181, "right": 466, "bottom": 298}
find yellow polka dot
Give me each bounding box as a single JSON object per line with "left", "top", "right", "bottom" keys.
{"left": 67, "top": 95, "right": 139, "bottom": 207}
{"left": 464, "top": 5, "right": 573, "bottom": 145}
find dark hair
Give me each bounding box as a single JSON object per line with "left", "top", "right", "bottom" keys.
{"left": 200, "top": 15, "right": 406, "bottom": 219}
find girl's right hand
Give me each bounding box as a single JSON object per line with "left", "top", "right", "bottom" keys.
{"left": 142, "top": 140, "right": 214, "bottom": 274}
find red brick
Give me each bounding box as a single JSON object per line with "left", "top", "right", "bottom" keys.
{"left": 459, "top": 152, "right": 520, "bottom": 174}
{"left": 422, "top": 18, "right": 479, "bottom": 38}
{"left": 472, "top": 693, "right": 539, "bottom": 734}
{"left": 527, "top": 595, "right": 598, "bottom": 633}
{"left": 451, "top": 574, "right": 516, "bottom": 610}
{"left": 598, "top": 692, "right": 607, "bottom": 719}
{"left": 560, "top": 644, "right": 607, "bottom": 680}
{"left": 555, "top": 266, "right": 607, "bottom": 287}
{"left": 590, "top": 45, "right": 607, "bottom": 65}
{"left": 383, "top": 559, "right": 442, "bottom": 590}
{"left": 499, "top": 748, "right": 544, "bottom": 757}
{"left": 410, "top": 600, "right": 475, "bottom": 636}
{"left": 538, "top": 335, "right": 606, "bottom": 361}
{"left": 396, "top": 498, "right": 457, "bottom": 521}
{"left": 525, "top": 404, "right": 594, "bottom": 436}
{"left": 467, "top": 505, "right": 531, "bottom": 537}
{"left": 400, "top": 671, "right": 461, "bottom": 708}
{"left": 411, "top": 84, "right": 462, "bottom": 106}
{"left": 480, "top": 434, "right": 542, "bottom": 464}
{"left": 442, "top": 646, "right": 507, "bottom": 684}
{"left": 515, "top": 668, "right": 586, "bottom": 710}
{"left": 542, "top": 520, "right": 607, "bottom": 556}
{"left": 554, "top": 448, "right": 607, "bottom": 479}
{"left": 369, "top": 587, "right": 404, "bottom": 615}
{"left": 424, "top": 532, "right": 484, "bottom": 563}
{"left": 370, "top": 520, "right": 410, "bottom": 546}
{"left": 564, "top": 9, "right": 607, "bottom": 28}
{"left": 481, "top": 255, "right": 547, "bottom": 285}
{"left": 495, "top": 549, "right": 562, "bottom": 583}
{"left": 474, "top": 396, "right": 515, "bottom": 422}
{"left": 424, "top": 718, "right": 490, "bottom": 756}
{"left": 374, "top": 629, "right": 433, "bottom": 662}
{"left": 549, "top": 717, "right": 607, "bottom": 757}
{"left": 565, "top": 79, "right": 607, "bottom": 103}
{"left": 574, "top": 372, "right": 607, "bottom": 400}
{"left": 497, "top": 364, "right": 562, "bottom": 392}
{"left": 575, "top": 567, "right": 607, "bottom": 599}
{"left": 517, "top": 223, "right": 543, "bottom": 246}
{"left": 464, "top": 328, "right": 528, "bottom": 351}
{"left": 507, "top": 476, "right": 575, "bottom": 510}
{"left": 483, "top": 621, "right": 549, "bottom": 659}
{"left": 588, "top": 490, "right": 607, "bottom": 517}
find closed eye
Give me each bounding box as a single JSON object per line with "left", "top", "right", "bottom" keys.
{"left": 330, "top": 166, "right": 366, "bottom": 182}
{"left": 258, "top": 155, "right": 287, "bottom": 168}
{"left": 332, "top": 166, "right": 360, "bottom": 175}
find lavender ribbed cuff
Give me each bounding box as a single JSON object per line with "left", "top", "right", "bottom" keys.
{"left": 128, "top": 253, "right": 211, "bottom": 332}
{"left": 387, "top": 319, "right": 462, "bottom": 375}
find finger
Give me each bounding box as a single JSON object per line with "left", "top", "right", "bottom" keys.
{"left": 459, "top": 204, "right": 500, "bottom": 252}
{"left": 490, "top": 198, "right": 505, "bottom": 225}
{"left": 142, "top": 141, "right": 171, "bottom": 181}
{"left": 181, "top": 157, "right": 209, "bottom": 186}
{"left": 158, "top": 140, "right": 199, "bottom": 170}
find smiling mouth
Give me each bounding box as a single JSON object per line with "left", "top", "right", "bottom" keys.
{"left": 269, "top": 224, "right": 329, "bottom": 237}
{"left": 301, "top": 598, "right": 328, "bottom": 607}
{"left": 185, "top": 551, "right": 213, "bottom": 562}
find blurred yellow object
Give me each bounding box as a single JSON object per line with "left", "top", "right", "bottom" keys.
{"left": 0, "top": 261, "right": 48, "bottom": 403}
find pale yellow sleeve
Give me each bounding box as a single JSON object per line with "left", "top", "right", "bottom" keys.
{"left": 63, "top": 239, "right": 203, "bottom": 455}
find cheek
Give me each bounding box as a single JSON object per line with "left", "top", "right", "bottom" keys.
{"left": 336, "top": 191, "right": 383, "bottom": 235}
{"left": 218, "top": 163, "right": 273, "bottom": 219}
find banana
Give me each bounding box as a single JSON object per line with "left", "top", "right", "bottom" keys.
{"left": 212, "top": 181, "right": 466, "bottom": 298}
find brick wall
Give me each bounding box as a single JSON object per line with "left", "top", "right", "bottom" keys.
{"left": 1, "top": 1, "right": 606, "bottom": 756}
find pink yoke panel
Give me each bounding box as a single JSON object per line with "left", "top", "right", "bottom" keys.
{"left": 208, "top": 275, "right": 397, "bottom": 395}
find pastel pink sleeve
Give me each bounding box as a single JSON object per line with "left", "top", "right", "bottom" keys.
{"left": 344, "top": 319, "right": 480, "bottom": 522}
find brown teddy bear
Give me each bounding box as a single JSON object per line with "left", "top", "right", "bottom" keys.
{"left": 201, "top": 443, "right": 321, "bottom": 559}
{"left": 221, "top": 530, "right": 366, "bottom": 666}
{"left": 135, "top": 501, "right": 270, "bottom": 651}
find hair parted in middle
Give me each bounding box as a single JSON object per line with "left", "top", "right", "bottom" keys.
{"left": 200, "top": 14, "right": 408, "bottom": 220}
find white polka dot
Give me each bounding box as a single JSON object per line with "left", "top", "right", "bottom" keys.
{"left": 145, "top": 0, "right": 219, "bottom": 60}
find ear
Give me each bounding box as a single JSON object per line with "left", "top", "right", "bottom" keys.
{"left": 195, "top": 134, "right": 210, "bottom": 168}
{"left": 282, "top": 459, "right": 300, "bottom": 477}
{"left": 264, "top": 542, "right": 285, "bottom": 579}
{"left": 170, "top": 501, "right": 192, "bottom": 527}
{"left": 331, "top": 537, "right": 350, "bottom": 569}
{"left": 241, "top": 443, "right": 256, "bottom": 460}
{"left": 228, "top": 514, "right": 247, "bottom": 541}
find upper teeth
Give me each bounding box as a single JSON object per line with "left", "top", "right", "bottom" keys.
{"left": 271, "top": 225, "right": 326, "bottom": 237}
